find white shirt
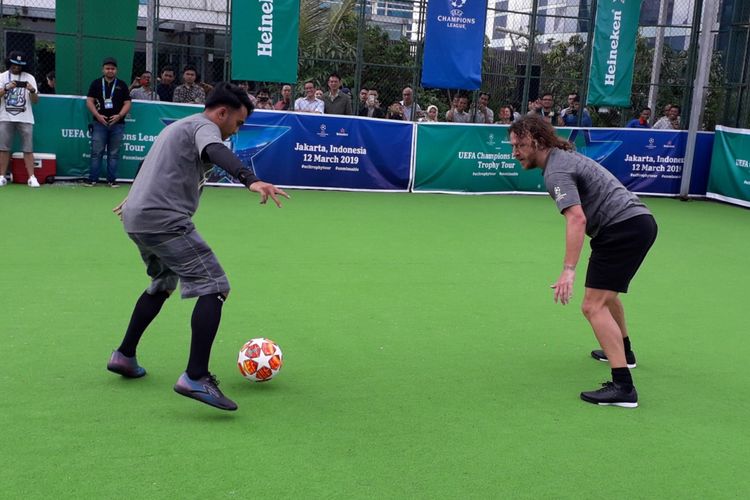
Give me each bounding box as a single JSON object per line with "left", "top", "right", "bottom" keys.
{"left": 295, "top": 96, "right": 324, "bottom": 114}
{"left": 0, "top": 71, "right": 37, "bottom": 124}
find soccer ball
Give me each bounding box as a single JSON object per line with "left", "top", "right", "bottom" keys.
{"left": 237, "top": 338, "right": 283, "bottom": 382}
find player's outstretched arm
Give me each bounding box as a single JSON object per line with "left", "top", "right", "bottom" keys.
{"left": 249, "top": 181, "right": 290, "bottom": 208}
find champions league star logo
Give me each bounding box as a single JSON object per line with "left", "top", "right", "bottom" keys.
{"left": 317, "top": 124, "right": 328, "bottom": 137}
{"left": 450, "top": 0, "right": 466, "bottom": 8}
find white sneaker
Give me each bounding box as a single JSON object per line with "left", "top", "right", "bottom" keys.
{"left": 0, "top": 176, "right": 7, "bottom": 187}
{"left": 28, "top": 175, "right": 40, "bottom": 188}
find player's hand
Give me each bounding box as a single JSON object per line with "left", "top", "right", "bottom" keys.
{"left": 551, "top": 269, "right": 575, "bottom": 305}
{"left": 112, "top": 197, "right": 127, "bottom": 221}
{"left": 249, "top": 181, "right": 290, "bottom": 208}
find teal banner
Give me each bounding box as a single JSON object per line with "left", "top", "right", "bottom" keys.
{"left": 413, "top": 124, "right": 545, "bottom": 193}
{"left": 231, "top": 0, "right": 299, "bottom": 83}
{"left": 706, "top": 126, "right": 750, "bottom": 208}
{"left": 32, "top": 96, "right": 198, "bottom": 178}
{"left": 587, "top": 0, "right": 643, "bottom": 107}
{"left": 55, "top": 0, "right": 139, "bottom": 95}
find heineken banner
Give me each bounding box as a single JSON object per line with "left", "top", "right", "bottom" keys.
{"left": 421, "top": 0, "right": 488, "bottom": 90}
{"left": 413, "top": 124, "right": 713, "bottom": 196}
{"left": 30, "top": 96, "right": 412, "bottom": 191}
{"left": 587, "top": 0, "right": 643, "bottom": 107}
{"left": 231, "top": 0, "right": 299, "bottom": 83}
{"left": 706, "top": 126, "right": 750, "bottom": 207}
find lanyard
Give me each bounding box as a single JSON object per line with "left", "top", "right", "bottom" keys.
{"left": 101, "top": 78, "right": 117, "bottom": 100}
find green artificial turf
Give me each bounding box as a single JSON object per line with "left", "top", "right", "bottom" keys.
{"left": 1, "top": 184, "right": 748, "bottom": 499}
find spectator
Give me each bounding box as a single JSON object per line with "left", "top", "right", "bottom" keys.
{"left": 83, "top": 56, "right": 131, "bottom": 187}
{"left": 472, "top": 92, "right": 494, "bottom": 123}
{"left": 528, "top": 92, "right": 558, "bottom": 124}
{"left": 446, "top": 95, "right": 471, "bottom": 123}
{"left": 559, "top": 92, "right": 579, "bottom": 122}
{"left": 419, "top": 104, "right": 439, "bottom": 122}
{"left": 559, "top": 96, "right": 592, "bottom": 127}
{"left": 323, "top": 73, "right": 352, "bottom": 115}
{"left": 254, "top": 88, "right": 274, "bottom": 110}
{"left": 386, "top": 102, "right": 404, "bottom": 120}
{"left": 357, "top": 87, "right": 369, "bottom": 115}
{"left": 156, "top": 66, "right": 176, "bottom": 102}
{"left": 400, "top": 86, "right": 422, "bottom": 121}
{"left": 39, "top": 70, "right": 56, "bottom": 94}
{"left": 626, "top": 107, "right": 652, "bottom": 128}
{"left": 173, "top": 65, "right": 205, "bottom": 104}
{"left": 0, "top": 51, "right": 40, "bottom": 188}
{"left": 314, "top": 88, "right": 324, "bottom": 100}
{"left": 359, "top": 89, "right": 385, "bottom": 118}
{"left": 130, "top": 71, "right": 160, "bottom": 101}
{"left": 653, "top": 105, "right": 680, "bottom": 129}
{"left": 294, "top": 80, "right": 324, "bottom": 114}
{"left": 235, "top": 81, "right": 257, "bottom": 105}
{"left": 496, "top": 105, "right": 514, "bottom": 125}
{"left": 274, "top": 84, "right": 293, "bottom": 111}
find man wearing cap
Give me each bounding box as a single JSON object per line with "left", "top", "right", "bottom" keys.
{"left": 0, "top": 51, "right": 40, "bottom": 188}
{"left": 84, "top": 57, "right": 131, "bottom": 187}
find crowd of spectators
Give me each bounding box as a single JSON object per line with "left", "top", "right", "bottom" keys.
{"left": 1, "top": 55, "right": 688, "bottom": 189}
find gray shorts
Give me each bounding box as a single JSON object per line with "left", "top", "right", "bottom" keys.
{"left": 128, "top": 230, "right": 231, "bottom": 299}
{"left": 0, "top": 121, "right": 34, "bottom": 152}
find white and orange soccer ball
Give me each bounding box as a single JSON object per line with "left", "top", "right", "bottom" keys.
{"left": 237, "top": 338, "right": 283, "bottom": 382}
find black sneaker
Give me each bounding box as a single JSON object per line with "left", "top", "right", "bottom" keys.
{"left": 580, "top": 382, "right": 638, "bottom": 408}
{"left": 591, "top": 349, "right": 637, "bottom": 368}
{"left": 108, "top": 181, "right": 119, "bottom": 188}
{"left": 107, "top": 350, "right": 147, "bottom": 378}
{"left": 173, "top": 372, "right": 238, "bottom": 411}
{"left": 82, "top": 180, "right": 96, "bottom": 187}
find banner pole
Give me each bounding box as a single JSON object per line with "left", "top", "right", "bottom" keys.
{"left": 520, "top": 0, "right": 540, "bottom": 113}
{"left": 680, "top": 0, "right": 719, "bottom": 199}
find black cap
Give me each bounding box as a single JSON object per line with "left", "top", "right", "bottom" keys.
{"left": 8, "top": 51, "right": 27, "bottom": 66}
{"left": 102, "top": 57, "right": 118, "bottom": 67}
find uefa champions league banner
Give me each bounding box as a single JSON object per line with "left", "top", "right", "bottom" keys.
{"left": 706, "top": 126, "right": 750, "bottom": 208}
{"left": 413, "top": 123, "right": 546, "bottom": 193}
{"left": 31, "top": 96, "right": 413, "bottom": 191}
{"left": 31, "top": 96, "right": 199, "bottom": 179}
{"left": 421, "top": 0, "right": 488, "bottom": 90}
{"left": 413, "top": 124, "right": 713, "bottom": 196}
{"left": 587, "top": 0, "right": 643, "bottom": 107}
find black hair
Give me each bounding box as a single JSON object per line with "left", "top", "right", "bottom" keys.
{"left": 479, "top": 91, "right": 490, "bottom": 99}
{"left": 182, "top": 65, "right": 197, "bottom": 74}
{"left": 161, "top": 65, "right": 175, "bottom": 75}
{"left": 258, "top": 87, "right": 270, "bottom": 95}
{"left": 328, "top": 72, "right": 341, "bottom": 81}
{"left": 46, "top": 71, "right": 55, "bottom": 80}
{"left": 205, "top": 82, "right": 254, "bottom": 115}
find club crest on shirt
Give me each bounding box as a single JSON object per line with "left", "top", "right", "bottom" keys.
{"left": 554, "top": 186, "right": 567, "bottom": 202}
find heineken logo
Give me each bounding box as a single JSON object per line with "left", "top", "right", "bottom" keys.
{"left": 603, "top": 10, "right": 622, "bottom": 86}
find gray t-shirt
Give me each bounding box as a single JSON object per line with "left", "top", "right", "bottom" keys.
{"left": 123, "top": 113, "right": 224, "bottom": 233}
{"left": 543, "top": 148, "right": 651, "bottom": 238}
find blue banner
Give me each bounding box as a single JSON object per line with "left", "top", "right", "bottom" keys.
{"left": 559, "top": 128, "right": 714, "bottom": 196}
{"left": 421, "top": 0, "right": 487, "bottom": 90}
{"left": 210, "top": 111, "right": 413, "bottom": 192}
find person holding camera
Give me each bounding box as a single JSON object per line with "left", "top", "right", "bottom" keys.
{"left": 83, "top": 57, "right": 131, "bottom": 187}
{"left": 558, "top": 95, "right": 592, "bottom": 127}
{"left": 0, "top": 51, "right": 40, "bottom": 188}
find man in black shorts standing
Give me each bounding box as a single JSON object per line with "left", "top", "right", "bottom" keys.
{"left": 509, "top": 116, "right": 657, "bottom": 408}
{"left": 106, "top": 82, "right": 289, "bottom": 411}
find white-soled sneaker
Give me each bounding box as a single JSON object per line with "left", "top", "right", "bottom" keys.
{"left": 0, "top": 176, "right": 7, "bottom": 186}
{"left": 27, "top": 175, "right": 40, "bottom": 188}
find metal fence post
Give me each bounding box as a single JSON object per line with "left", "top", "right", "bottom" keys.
{"left": 521, "top": 0, "right": 540, "bottom": 114}
{"left": 579, "top": 0, "right": 597, "bottom": 125}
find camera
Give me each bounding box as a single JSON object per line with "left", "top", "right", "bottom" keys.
{"left": 15, "top": 81, "right": 27, "bottom": 88}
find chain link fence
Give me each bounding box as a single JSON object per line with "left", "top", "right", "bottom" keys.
{"left": 1, "top": 0, "right": 748, "bottom": 129}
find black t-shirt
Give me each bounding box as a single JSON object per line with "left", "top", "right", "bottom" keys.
{"left": 156, "top": 83, "right": 175, "bottom": 102}
{"left": 87, "top": 77, "right": 131, "bottom": 123}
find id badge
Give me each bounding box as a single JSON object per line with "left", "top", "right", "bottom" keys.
{"left": 104, "top": 98, "right": 114, "bottom": 110}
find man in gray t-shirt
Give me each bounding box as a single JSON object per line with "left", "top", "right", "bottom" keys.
{"left": 107, "top": 83, "right": 289, "bottom": 412}
{"left": 509, "top": 116, "right": 657, "bottom": 409}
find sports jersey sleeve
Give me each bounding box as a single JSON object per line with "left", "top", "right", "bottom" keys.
{"left": 545, "top": 169, "right": 581, "bottom": 213}
{"left": 193, "top": 122, "right": 224, "bottom": 158}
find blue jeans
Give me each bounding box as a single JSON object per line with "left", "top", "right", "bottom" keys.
{"left": 89, "top": 121, "right": 124, "bottom": 183}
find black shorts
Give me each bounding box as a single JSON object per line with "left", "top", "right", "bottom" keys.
{"left": 585, "top": 214, "right": 658, "bottom": 293}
